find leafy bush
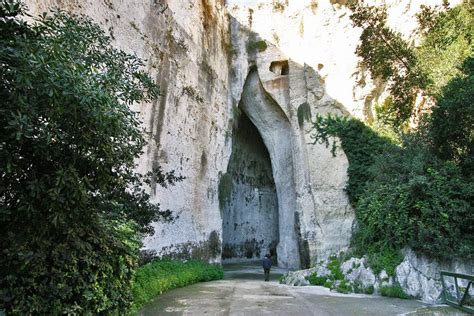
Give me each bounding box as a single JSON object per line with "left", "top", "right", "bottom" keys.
{"left": 355, "top": 141, "right": 473, "bottom": 260}
{"left": 366, "top": 248, "right": 403, "bottom": 277}
{"left": 380, "top": 284, "right": 412, "bottom": 299}
{"left": 312, "top": 115, "right": 473, "bottom": 266}
{"left": 279, "top": 275, "right": 286, "bottom": 284}
{"left": 306, "top": 273, "right": 327, "bottom": 286}
{"left": 336, "top": 280, "right": 351, "bottom": 294}
{"left": 353, "top": 282, "right": 375, "bottom": 295}
{"left": 0, "top": 3, "right": 181, "bottom": 314}
{"left": 131, "top": 260, "right": 224, "bottom": 312}
{"left": 306, "top": 256, "right": 344, "bottom": 288}
{"left": 327, "top": 256, "right": 344, "bottom": 281}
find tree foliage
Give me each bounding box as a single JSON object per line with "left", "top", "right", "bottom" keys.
{"left": 349, "top": 0, "right": 473, "bottom": 131}
{"left": 349, "top": 1, "right": 427, "bottom": 128}
{"left": 312, "top": 1, "right": 473, "bottom": 266}
{"left": 0, "top": 2, "right": 181, "bottom": 313}
{"left": 429, "top": 57, "right": 474, "bottom": 175}
{"left": 355, "top": 139, "right": 473, "bottom": 260}
{"left": 313, "top": 115, "right": 474, "bottom": 263}
{"left": 416, "top": 2, "right": 473, "bottom": 96}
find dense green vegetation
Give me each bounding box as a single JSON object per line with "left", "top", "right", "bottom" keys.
{"left": 380, "top": 284, "right": 412, "bottom": 299}
{"left": 306, "top": 256, "right": 375, "bottom": 294}
{"left": 306, "top": 256, "right": 344, "bottom": 288}
{"left": 0, "top": 2, "right": 183, "bottom": 314}
{"left": 312, "top": 0, "right": 473, "bottom": 272}
{"left": 131, "top": 260, "right": 224, "bottom": 313}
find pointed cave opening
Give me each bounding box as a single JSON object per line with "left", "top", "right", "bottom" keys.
{"left": 221, "top": 111, "right": 279, "bottom": 263}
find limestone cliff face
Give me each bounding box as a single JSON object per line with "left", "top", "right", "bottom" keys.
{"left": 24, "top": 0, "right": 458, "bottom": 270}
{"left": 225, "top": 0, "right": 459, "bottom": 269}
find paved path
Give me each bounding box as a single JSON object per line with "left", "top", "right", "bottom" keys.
{"left": 139, "top": 262, "right": 467, "bottom": 315}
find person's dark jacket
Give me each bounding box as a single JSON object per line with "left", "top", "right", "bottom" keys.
{"left": 262, "top": 257, "right": 272, "bottom": 270}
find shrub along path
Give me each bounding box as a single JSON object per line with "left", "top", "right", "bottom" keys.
{"left": 137, "top": 262, "right": 460, "bottom": 315}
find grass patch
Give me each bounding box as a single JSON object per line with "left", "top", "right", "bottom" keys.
{"left": 306, "top": 256, "right": 343, "bottom": 289}
{"left": 353, "top": 281, "right": 375, "bottom": 294}
{"left": 279, "top": 275, "right": 286, "bottom": 284}
{"left": 131, "top": 259, "right": 224, "bottom": 312}
{"left": 380, "top": 284, "right": 412, "bottom": 299}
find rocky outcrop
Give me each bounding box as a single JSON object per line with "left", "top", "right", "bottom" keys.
{"left": 228, "top": 1, "right": 355, "bottom": 268}
{"left": 396, "top": 249, "right": 473, "bottom": 302}
{"left": 281, "top": 249, "right": 473, "bottom": 303}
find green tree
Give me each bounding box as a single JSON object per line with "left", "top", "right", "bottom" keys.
{"left": 0, "top": 2, "right": 181, "bottom": 314}
{"left": 349, "top": 0, "right": 472, "bottom": 133}
{"left": 416, "top": 2, "right": 473, "bottom": 96}
{"left": 354, "top": 140, "right": 473, "bottom": 260}
{"left": 312, "top": 1, "right": 473, "bottom": 268}
{"left": 428, "top": 57, "right": 474, "bottom": 174}
{"left": 349, "top": 1, "right": 427, "bottom": 128}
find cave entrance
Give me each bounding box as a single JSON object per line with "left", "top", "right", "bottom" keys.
{"left": 221, "top": 111, "right": 279, "bottom": 262}
{"left": 221, "top": 68, "right": 300, "bottom": 268}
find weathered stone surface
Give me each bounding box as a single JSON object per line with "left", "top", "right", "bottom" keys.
{"left": 395, "top": 249, "right": 473, "bottom": 303}
{"left": 222, "top": 113, "right": 279, "bottom": 261}
{"left": 228, "top": 2, "right": 354, "bottom": 268}
{"left": 281, "top": 267, "right": 316, "bottom": 286}
{"left": 239, "top": 69, "right": 301, "bottom": 268}
{"left": 341, "top": 258, "right": 377, "bottom": 289}
{"left": 24, "top": 0, "right": 469, "bottom": 299}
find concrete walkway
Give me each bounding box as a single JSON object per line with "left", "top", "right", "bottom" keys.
{"left": 139, "top": 262, "right": 467, "bottom": 315}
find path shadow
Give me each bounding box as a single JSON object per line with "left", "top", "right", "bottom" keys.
{"left": 223, "top": 261, "right": 287, "bottom": 282}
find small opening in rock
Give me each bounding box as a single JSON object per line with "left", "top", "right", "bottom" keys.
{"left": 269, "top": 60, "right": 289, "bottom": 76}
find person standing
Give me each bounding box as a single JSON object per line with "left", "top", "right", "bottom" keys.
{"left": 262, "top": 254, "right": 272, "bottom": 281}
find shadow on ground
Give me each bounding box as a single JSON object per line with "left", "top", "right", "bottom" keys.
{"left": 139, "top": 262, "right": 469, "bottom": 315}
{"left": 223, "top": 261, "right": 286, "bottom": 282}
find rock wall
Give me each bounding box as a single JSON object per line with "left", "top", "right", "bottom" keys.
{"left": 228, "top": 0, "right": 358, "bottom": 267}
{"left": 226, "top": 0, "right": 461, "bottom": 269}
{"left": 24, "top": 0, "right": 466, "bottom": 279}
{"left": 281, "top": 249, "right": 473, "bottom": 303}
